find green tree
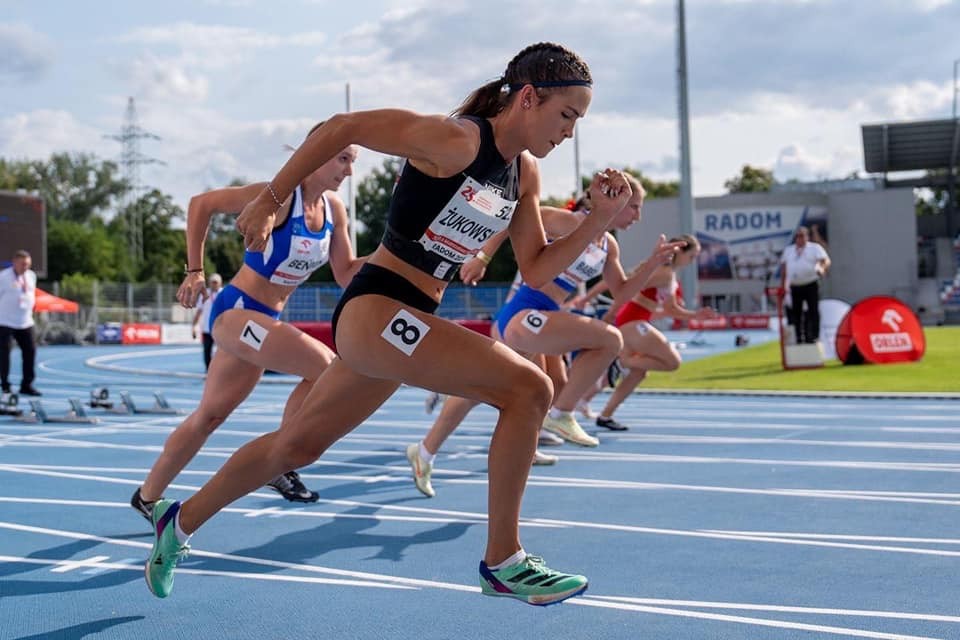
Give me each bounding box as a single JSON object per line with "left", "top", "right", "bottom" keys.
{"left": 2, "top": 153, "right": 128, "bottom": 222}
{"left": 355, "top": 157, "right": 402, "bottom": 257}
{"left": 0, "top": 158, "right": 35, "bottom": 191}
{"left": 45, "top": 218, "right": 120, "bottom": 282}
{"left": 304, "top": 159, "right": 402, "bottom": 283}
{"left": 724, "top": 164, "right": 775, "bottom": 193}
{"left": 580, "top": 169, "right": 679, "bottom": 199}
{"left": 914, "top": 170, "right": 949, "bottom": 217}
{"left": 110, "top": 189, "right": 186, "bottom": 282}
{"left": 204, "top": 213, "right": 246, "bottom": 279}
{"left": 200, "top": 178, "right": 249, "bottom": 279}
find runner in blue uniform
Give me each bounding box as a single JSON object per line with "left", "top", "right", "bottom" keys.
{"left": 132, "top": 124, "right": 362, "bottom": 519}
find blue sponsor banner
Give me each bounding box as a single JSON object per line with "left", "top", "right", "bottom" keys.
{"left": 695, "top": 205, "right": 828, "bottom": 281}
{"left": 96, "top": 322, "right": 123, "bottom": 344}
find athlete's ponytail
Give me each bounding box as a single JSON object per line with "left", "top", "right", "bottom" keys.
{"left": 453, "top": 42, "right": 591, "bottom": 118}
{"left": 454, "top": 78, "right": 507, "bottom": 119}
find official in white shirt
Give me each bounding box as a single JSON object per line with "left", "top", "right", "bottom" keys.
{"left": 0, "top": 250, "right": 40, "bottom": 395}
{"left": 192, "top": 273, "right": 223, "bottom": 371}
{"left": 780, "top": 226, "right": 830, "bottom": 344}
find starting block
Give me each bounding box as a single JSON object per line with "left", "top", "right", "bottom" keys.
{"left": 118, "top": 391, "right": 184, "bottom": 416}
{"left": 1, "top": 392, "right": 23, "bottom": 417}
{"left": 23, "top": 399, "right": 99, "bottom": 424}
{"left": 87, "top": 387, "right": 114, "bottom": 410}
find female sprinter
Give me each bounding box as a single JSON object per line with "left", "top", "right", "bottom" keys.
{"left": 132, "top": 126, "right": 362, "bottom": 519}
{"left": 146, "top": 42, "right": 623, "bottom": 606}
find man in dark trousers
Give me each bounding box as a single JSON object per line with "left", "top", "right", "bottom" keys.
{"left": 780, "top": 226, "right": 831, "bottom": 344}
{"left": 0, "top": 250, "right": 41, "bottom": 395}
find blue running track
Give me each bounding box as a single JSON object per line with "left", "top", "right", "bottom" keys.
{"left": 1, "top": 342, "right": 959, "bottom": 640}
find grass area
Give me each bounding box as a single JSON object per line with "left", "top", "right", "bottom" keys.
{"left": 640, "top": 326, "right": 960, "bottom": 393}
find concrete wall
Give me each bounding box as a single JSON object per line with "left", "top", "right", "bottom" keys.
{"left": 618, "top": 187, "right": 918, "bottom": 312}
{"left": 823, "top": 188, "right": 917, "bottom": 305}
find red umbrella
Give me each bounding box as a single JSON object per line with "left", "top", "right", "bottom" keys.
{"left": 34, "top": 288, "right": 79, "bottom": 313}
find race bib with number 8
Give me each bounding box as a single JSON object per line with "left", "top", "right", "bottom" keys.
{"left": 381, "top": 309, "right": 431, "bottom": 356}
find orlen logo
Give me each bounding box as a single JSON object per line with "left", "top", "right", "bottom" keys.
{"left": 297, "top": 238, "right": 313, "bottom": 254}
{"left": 870, "top": 307, "right": 912, "bottom": 353}
{"left": 460, "top": 186, "right": 477, "bottom": 202}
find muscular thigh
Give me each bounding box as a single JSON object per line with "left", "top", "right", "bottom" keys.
{"left": 278, "top": 357, "right": 402, "bottom": 447}
{"left": 502, "top": 309, "right": 614, "bottom": 356}
{"left": 212, "top": 309, "right": 334, "bottom": 380}
{"left": 621, "top": 321, "right": 672, "bottom": 356}
{"left": 197, "top": 348, "right": 264, "bottom": 417}
{"left": 334, "top": 295, "right": 542, "bottom": 408}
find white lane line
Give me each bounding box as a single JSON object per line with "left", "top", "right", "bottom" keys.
{"left": 0, "top": 525, "right": 948, "bottom": 639}
{"left": 0, "top": 495, "right": 557, "bottom": 529}
{"left": 586, "top": 596, "right": 960, "bottom": 623}
{"left": 9, "top": 495, "right": 960, "bottom": 549}
{"left": 606, "top": 434, "right": 960, "bottom": 452}
{"left": 0, "top": 554, "right": 413, "bottom": 590}
{"left": 811, "top": 489, "right": 960, "bottom": 498}
{"left": 594, "top": 409, "right": 960, "bottom": 423}
{"left": 6, "top": 462, "right": 960, "bottom": 511}
{"left": 702, "top": 530, "right": 960, "bottom": 544}
{"left": 0, "top": 521, "right": 477, "bottom": 592}
{"left": 2, "top": 486, "right": 960, "bottom": 558}
{"left": 576, "top": 598, "right": 945, "bottom": 640}
{"left": 49, "top": 554, "right": 111, "bottom": 573}
{"left": 82, "top": 349, "right": 295, "bottom": 384}
{"left": 6, "top": 431, "right": 960, "bottom": 475}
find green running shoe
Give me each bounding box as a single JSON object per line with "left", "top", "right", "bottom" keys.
{"left": 405, "top": 443, "right": 436, "bottom": 498}
{"left": 145, "top": 499, "right": 190, "bottom": 598}
{"left": 479, "top": 554, "right": 588, "bottom": 606}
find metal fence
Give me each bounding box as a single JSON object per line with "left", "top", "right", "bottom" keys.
{"left": 38, "top": 280, "right": 513, "bottom": 343}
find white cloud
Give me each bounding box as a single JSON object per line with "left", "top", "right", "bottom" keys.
{"left": 915, "top": 0, "right": 952, "bottom": 10}
{"left": 201, "top": 0, "right": 256, "bottom": 5}
{"left": 309, "top": 49, "right": 459, "bottom": 113}
{"left": 774, "top": 144, "right": 848, "bottom": 182}
{"left": 115, "top": 22, "right": 326, "bottom": 69}
{"left": 0, "top": 110, "right": 112, "bottom": 159}
{"left": 113, "top": 53, "right": 210, "bottom": 104}
{"left": 0, "top": 23, "right": 55, "bottom": 83}
{"left": 880, "top": 80, "right": 954, "bottom": 120}
{"left": 6, "top": 0, "right": 959, "bottom": 214}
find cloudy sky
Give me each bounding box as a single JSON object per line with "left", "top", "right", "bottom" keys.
{"left": 1, "top": 0, "right": 957, "bottom": 211}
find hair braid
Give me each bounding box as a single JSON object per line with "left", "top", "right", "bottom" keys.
{"left": 454, "top": 42, "right": 591, "bottom": 118}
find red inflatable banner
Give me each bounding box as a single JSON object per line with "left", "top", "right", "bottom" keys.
{"left": 835, "top": 296, "right": 925, "bottom": 365}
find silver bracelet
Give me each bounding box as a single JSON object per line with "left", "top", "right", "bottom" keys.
{"left": 266, "top": 183, "right": 284, "bottom": 208}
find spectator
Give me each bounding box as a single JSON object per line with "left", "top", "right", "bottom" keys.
{"left": 0, "top": 250, "right": 41, "bottom": 396}
{"left": 192, "top": 273, "right": 223, "bottom": 371}
{"left": 780, "top": 225, "right": 830, "bottom": 344}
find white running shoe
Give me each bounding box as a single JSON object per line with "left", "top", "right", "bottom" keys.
{"left": 532, "top": 449, "right": 559, "bottom": 466}
{"left": 538, "top": 428, "right": 565, "bottom": 447}
{"left": 405, "top": 443, "right": 436, "bottom": 497}
{"left": 576, "top": 401, "right": 597, "bottom": 419}
{"left": 542, "top": 413, "right": 599, "bottom": 447}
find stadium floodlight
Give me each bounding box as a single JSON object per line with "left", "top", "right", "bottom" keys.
{"left": 676, "top": 0, "right": 696, "bottom": 309}
{"left": 954, "top": 58, "right": 959, "bottom": 120}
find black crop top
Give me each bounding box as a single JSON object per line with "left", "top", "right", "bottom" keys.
{"left": 381, "top": 116, "right": 519, "bottom": 281}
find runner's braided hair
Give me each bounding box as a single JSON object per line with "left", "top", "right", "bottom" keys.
{"left": 668, "top": 234, "right": 700, "bottom": 265}
{"left": 454, "top": 42, "right": 592, "bottom": 118}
